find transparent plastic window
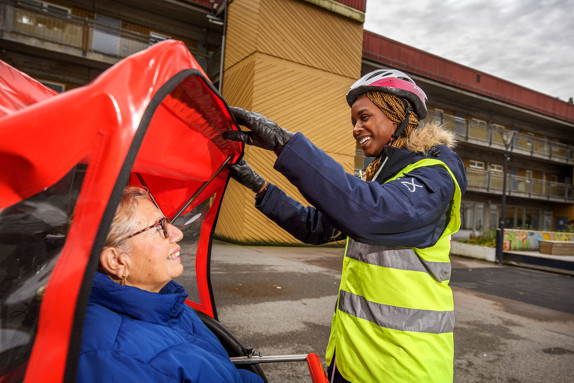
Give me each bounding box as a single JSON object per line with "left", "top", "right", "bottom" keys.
{"left": 0, "top": 164, "right": 85, "bottom": 376}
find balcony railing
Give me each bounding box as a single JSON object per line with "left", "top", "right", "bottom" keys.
{"left": 0, "top": 1, "right": 208, "bottom": 64}
{"left": 466, "top": 168, "right": 574, "bottom": 202}
{"left": 428, "top": 110, "right": 574, "bottom": 164}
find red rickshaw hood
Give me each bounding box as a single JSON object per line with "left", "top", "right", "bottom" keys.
{"left": 0, "top": 40, "right": 242, "bottom": 383}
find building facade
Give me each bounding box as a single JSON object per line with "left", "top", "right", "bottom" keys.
{"left": 2, "top": 0, "right": 573, "bottom": 243}
{"left": 0, "top": 0, "right": 225, "bottom": 90}
{"left": 360, "top": 31, "right": 574, "bottom": 238}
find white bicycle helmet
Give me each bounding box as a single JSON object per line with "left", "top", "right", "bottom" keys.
{"left": 346, "top": 69, "right": 428, "bottom": 119}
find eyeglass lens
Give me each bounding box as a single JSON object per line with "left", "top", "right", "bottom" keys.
{"left": 159, "top": 218, "right": 169, "bottom": 239}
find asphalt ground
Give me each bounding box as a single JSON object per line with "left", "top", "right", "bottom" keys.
{"left": 176, "top": 241, "right": 574, "bottom": 383}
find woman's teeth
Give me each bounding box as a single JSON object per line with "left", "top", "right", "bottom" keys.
{"left": 359, "top": 136, "right": 371, "bottom": 145}
{"left": 168, "top": 251, "right": 180, "bottom": 260}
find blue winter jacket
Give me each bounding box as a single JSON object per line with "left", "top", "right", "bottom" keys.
{"left": 76, "top": 272, "right": 263, "bottom": 383}
{"left": 256, "top": 132, "right": 467, "bottom": 247}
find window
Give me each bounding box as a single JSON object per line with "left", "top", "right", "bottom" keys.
{"left": 469, "top": 160, "right": 484, "bottom": 169}
{"left": 93, "top": 14, "right": 120, "bottom": 57}
{"left": 172, "top": 196, "right": 214, "bottom": 302}
{"left": 19, "top": 0, "right": 71, "bottom": 16}
{"left": 489, "top": 164, "right": 502, "bottom": 172}
{"left": 525, "top": 170, "right": 533, "bottom": 183}
{"left": 461, "top": 202, "right": 473, "bottom": 230}
{"left": 454, "top": 113, "right": 466, "bottom": 135}
{"left": 428, "top": 108, "right": 443, "bottom": 124}
{"left": 490, "top": 206, "right": 498, "bottom": 229}
{"left": 525, "top": 208, "right": 540, "bottom": 230}
{"left": 474, "top": 203, "right": 484, "bottom": 231}
{"left": 40, "top": 80, "right": 65, "bottom": 93}
{"left": 0, "top": 164, "right": 86, "bottom": 377}
{"left": 543, "top": 210, "right": 553, "bottom": 231}
{"left": 471, "top": 118, "right": 486, "bottom": 127}
{"left": 150, "top": 32, "right": 170, "bottom": 45}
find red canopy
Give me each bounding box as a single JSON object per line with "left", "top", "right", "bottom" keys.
{"left": 0, "top": 40, "right": 242, "bottom": 382}
{"left": 0, "top": 60, "right": 57, "bottom": 117}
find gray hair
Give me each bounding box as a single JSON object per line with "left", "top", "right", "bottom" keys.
{"left": 104, "top": 186, "right": 151, "bottom": 252}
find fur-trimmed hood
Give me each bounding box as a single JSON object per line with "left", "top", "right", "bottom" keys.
{"left": 405, "top": 122, "right": 457, "bottom": 153}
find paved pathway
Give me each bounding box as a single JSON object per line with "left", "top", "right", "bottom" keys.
{"left": 176, "top": 241, "right": 574, "bottom": 382}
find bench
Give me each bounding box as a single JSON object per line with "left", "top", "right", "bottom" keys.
{"left": 539, "top": 240, "right": 574, "bottom": 256}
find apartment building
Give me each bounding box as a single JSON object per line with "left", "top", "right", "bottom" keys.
{"left": 2, "top": 0, "right": 573, "bottom": 243}
{"left": 0, "top": 0, "right": 225, "bottom": 91}
{"left": 359, "top": 31, "right": 574, "bottom": 237}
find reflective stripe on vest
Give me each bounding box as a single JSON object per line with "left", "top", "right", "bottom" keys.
{"left": 338, "top": 290, "right": 455, "bottom": 334}
{"left": 346, "top": 241, "right": 451, "bottom": 283}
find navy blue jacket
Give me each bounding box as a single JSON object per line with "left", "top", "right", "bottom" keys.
{"left": 257, "top": 133, "right": 467, "bottom": 247}
{"left": 76, "top": 272, "right": 262, "bottom": 383}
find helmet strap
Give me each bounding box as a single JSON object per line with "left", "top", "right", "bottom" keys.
{"left": 387, "top": 98, "right": 412, "bottom": 147}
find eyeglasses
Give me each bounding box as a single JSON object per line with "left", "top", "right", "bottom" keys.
{"left": 126, "top": 217, "right": 169, "bottom": 240}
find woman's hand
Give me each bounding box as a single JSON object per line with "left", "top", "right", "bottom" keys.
{"left": 223, "top": 107, "right": 294, "bottom": 155}
{"left": 227, "top": 159, "right": 267, "bottom": 193}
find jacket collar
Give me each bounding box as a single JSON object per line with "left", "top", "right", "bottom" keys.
{"left": 373, "top": 144, "right": 467, "bottom": 193}
{"left": 373, "top": 146, "right": 424, "bottom": 183}
{"left": 90, "top": 272, "right": 188, "bottom": 325}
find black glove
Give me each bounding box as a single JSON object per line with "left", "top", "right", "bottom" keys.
{"left": 228, "top": 159, "right": 266, "bottom": 193}
{"left": 223, "top": 107, "right": 294, "bottom": 155}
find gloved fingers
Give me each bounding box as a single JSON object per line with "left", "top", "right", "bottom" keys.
{"left": 227, "top": 159, "right": 265, "bottom": 193}
{"left": 227, "top": 158, "right": 251, "bottom": 175}
{"left": 229, "top": 106, "right": 250, "bottom": 127}
{"left": 228, "top": 106, "right": 294, "bottom": 154}
{"left": 222, "top": 130, "right": 249, "bottom": 143}
{"left": 230, "top": 106, "right": 278, "bottom": 133}
{"left": 223, "top": 130, "right": 265, "bottom": 149}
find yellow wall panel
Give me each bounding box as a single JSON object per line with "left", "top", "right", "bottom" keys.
{"left": 258, "top": 0, "right": 362, "bottom": 77}
{"left": 226, "top": 0, "right": 363, "bottom": 78}
{"left": 250, "top": 54, "right": 356, "bottom": 158}
{"left": 225, "top": 0, "right": 262, "bottom": 70}
{"left": 217, "top": 0, "right": 364, "bottom": 244}
{"left": 222, "top": 56, "right": 256, "bottom": 108}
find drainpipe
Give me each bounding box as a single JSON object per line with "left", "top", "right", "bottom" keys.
{"left": 214, "top": 1, "right": 227, "bottom": 93}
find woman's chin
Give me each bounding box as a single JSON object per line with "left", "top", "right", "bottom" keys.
{"left": 172, "top": 263, "right": 182, "bottom": 276}
{"left": 362, "top": 149, "right": 376, "bottom": 158}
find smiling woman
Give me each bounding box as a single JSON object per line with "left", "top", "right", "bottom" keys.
{"left": 76, "top": 187, "right": 262, "bottom": 383}
{"left": 223, "top": 69, "right": 468, "bottom": 382}
{"left": 98, "top": 187, "right": 184, "bottom": 293}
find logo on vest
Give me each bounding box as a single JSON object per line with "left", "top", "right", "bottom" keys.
{"left": 400, "top": 178, "right": 423, "bottom": 193}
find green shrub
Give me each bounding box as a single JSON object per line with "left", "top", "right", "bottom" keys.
{"left": 458, "top": 229, "right": 496, "bottom": 248}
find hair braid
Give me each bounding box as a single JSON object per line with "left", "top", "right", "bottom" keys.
{"left": 362, "top": 92, "right": 420, "bottom": 181}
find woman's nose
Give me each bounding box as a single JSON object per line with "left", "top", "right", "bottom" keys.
{"left": 167, "top": 223, "right": 184, "bottom": 242}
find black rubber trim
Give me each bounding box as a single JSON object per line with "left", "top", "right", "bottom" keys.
{"left": 206, "top": 173, "right": 235, "bottom": 321}
{"left": 195, "top": 310, "right": 268, "bottom": 382}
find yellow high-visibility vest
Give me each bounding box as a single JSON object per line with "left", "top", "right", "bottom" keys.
{"left": 326, "top": 158, "right": 462, "bottom": 382}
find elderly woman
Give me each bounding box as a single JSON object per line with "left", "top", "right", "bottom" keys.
{"left": 76, "top": 187, "right": 262, "bottom": 383}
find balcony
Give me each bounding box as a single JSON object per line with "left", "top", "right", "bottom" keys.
{"left": 432, "top": 111, "right": 574, "bottom": 165}
{"left": 0, "top": 1, "right": 209, "bottom": 69}
{"left": 466, "top": 168, "right": 574, "bottom": 203}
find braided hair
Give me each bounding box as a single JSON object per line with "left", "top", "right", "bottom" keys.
{"left": 362, "top": 92, "right": 420, "bottom": 181}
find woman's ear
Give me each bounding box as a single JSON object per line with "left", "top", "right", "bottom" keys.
{"left": 100, "top": 247, "right": 128, "bottom": 280}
